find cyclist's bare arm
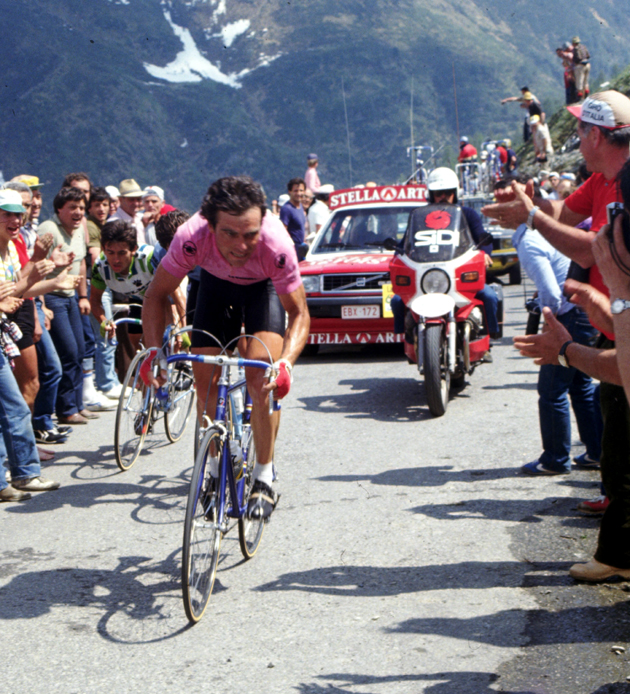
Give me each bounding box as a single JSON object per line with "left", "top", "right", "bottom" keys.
{"left": 143, "top": 265, "right": 183, "bottom": 348}
{"left": 277, "top": 283, "right": 310, "bottom": 366}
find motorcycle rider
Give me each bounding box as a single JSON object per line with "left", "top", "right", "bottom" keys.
{"left": 392, "top": 168, "right": 500, "bottom": 346}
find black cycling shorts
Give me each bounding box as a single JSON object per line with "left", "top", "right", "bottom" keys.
{"left": 191, "top": 271, "right": 286, "bottom": 348}
{"left": 127, "top": 303, "right": 143, "bottom": 335}
{"left": 7, "top": 299, "right": 35, "bottom": 351}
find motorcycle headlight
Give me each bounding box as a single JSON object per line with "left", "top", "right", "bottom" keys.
{"left": 421, "top": 269, "right": 450, "bottom": 294}
{"left": 301, "top": 274, "right": 321, "bottom": 293}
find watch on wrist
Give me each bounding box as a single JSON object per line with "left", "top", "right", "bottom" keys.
{"left": 526, "top": 206, "right": 540, "bottom": 230}
{"left": 558, "top": 340, "right": 573, "bottom": 368}
{"left": 611, "top": 298, "right": 630, "bottom": 315}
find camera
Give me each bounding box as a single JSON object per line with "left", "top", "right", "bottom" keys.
{"left": 606, "top": 202, "right": 630, "bottom": 252}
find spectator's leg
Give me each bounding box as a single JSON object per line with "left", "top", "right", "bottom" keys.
{"left": 46, "top": 294, "right": 84, "bottom": 417}
{"left": 594, "top": 382, "right": 630, "bottom": 568}
{"left": 91, "top": 287, "right": 121, "bottom": 394}
{"left": 476, "top": 284, "right": 499, "bottom": 337}
{"left": 0, "top": 351, "right": 41, "bottom": 484}
{"left": 537, "top": 363, "right": 572, "bottom": 472}
{"left": 33, "top": 300, "right": 62, "bottom": 432}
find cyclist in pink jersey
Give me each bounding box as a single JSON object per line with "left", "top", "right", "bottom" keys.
{"left": 143, "top": 176, "right": 310, "bottom": 519}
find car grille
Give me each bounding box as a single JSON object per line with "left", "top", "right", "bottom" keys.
{"left": 322, "top": 272, "right": 389, "bottom": 293}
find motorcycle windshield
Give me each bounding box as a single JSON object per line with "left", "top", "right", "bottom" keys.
{"left": 404, "top": 204, "right": 474, "bottom": 263}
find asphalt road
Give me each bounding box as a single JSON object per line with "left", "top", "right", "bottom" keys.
{"left": 2, "top": 285, "right": 630, "bottom": 694}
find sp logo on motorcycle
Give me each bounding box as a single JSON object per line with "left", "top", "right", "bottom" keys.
{"left": 414, "top": 229, "right": 460, "bottom": 253}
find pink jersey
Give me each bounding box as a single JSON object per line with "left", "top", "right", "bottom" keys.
{"left": 161, "top": 210, "right": 303, "bottom": 295}
{"left": 304, "top": 168, "right": 321, "bottom": 193}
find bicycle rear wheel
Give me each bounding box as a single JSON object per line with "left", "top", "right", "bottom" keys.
{"left": 114, "top": 350, "right": 153, "bottom": 471}
{"left": 164, "top": 362, "right": 195, "bottom": 443}
{"left": 238, "top": 427, "right": 265, "bottom": 559}
{"left": 182, "top": 427, "right": 223, "bottom": 623}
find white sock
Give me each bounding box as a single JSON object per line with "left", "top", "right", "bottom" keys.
{"left": 253, "top": 462, "right": 274, "bottom": 487}
{"left": 208, "top": 456, "right": 219, "bottom": 478}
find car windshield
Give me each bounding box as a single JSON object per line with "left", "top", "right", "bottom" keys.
{"left": 403, "top": 204, "right": 474, "bottom": 263}
{"left": 311, "top": 207, "right": 418, "bottom": 254}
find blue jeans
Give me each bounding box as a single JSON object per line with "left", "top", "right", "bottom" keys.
{"left": 538, "top": 308, "right": 602, "bottom": 472}
{"left": 476, "top": 284, "right": 499, "bottom": 336}
{"left": 46, "top": 294, "right": 85, "bottom": 417}
{"left": 33, "top": 300, "right": 63, "bottom": 431}
{"left": 0, "top": 351, "right": 40, "bottom": 490}
{"left": 89, "top": 287, "right": 120, "bottom": 392}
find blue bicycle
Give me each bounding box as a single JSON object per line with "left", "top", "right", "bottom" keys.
{"left": 173, "top": 344, "right": 276, "bottom": 623}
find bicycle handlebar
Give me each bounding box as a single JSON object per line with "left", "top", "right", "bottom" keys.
{"left": 165, "top": 353, "right": 275, "bottom": 414}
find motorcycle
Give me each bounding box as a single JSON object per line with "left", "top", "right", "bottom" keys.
{"left": 388, "top": 203, "right": 499, "bottom": 417}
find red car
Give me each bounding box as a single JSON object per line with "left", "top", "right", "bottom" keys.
{"left": 300, "top": 185, "right": 428, "bottom": 354}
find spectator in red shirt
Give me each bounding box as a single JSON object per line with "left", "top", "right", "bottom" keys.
{"left": 457, "top": 136, "right": 477, "bottom": 162}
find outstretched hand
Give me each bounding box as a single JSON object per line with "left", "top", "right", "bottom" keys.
{"left": 50, "top": 244, "right": 75, "bottom": 268}
{"left": 481, "top": 181, "right": 535, "bottom": 229}
{"left": 564, "top": 278, "right": 613, "bottom": 335}
{"left": 513, "top": 307, "right": 572, "bottom": 365}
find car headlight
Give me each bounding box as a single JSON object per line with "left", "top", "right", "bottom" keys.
{"left": 421, "top": 268, "right": 450, "bottom": 294}
{"left": 302, "top": 274, "right": 321, "bottom": 293}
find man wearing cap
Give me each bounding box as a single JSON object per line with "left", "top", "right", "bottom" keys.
{"left": 109, "top": 179, "right": 146, "bottom": 245}
{"left": 501, "top": 86, "right": 545, "bottom": 142}
{"left": 304, "top": 154, "right": 321, "bottom": 194}
{"left": 484, "top": 90, "right": 630, "bottom": 581}
{"left": 572, "top": 36, "right": 591, "bottom": 101}
{"left": 307, "top": 184, "right": 333, "bottom": 239}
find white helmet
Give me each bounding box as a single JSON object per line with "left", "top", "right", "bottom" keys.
{"left": 427, "top": 167, "right": 460, "bottom": 203}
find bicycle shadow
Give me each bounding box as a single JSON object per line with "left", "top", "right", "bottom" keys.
{"left": 0, "top": 551, "right": 192, "bottom": 643}
{"left": 3, "top": 471, "right": 189, "bottom": 524}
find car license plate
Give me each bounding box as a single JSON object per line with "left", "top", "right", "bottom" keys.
{"left": 341, "top": 305, "right": 380, "bottom": 319}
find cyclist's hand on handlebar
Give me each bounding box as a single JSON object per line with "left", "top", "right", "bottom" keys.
{"left": 264, "top": 358, "right": 293, "bottom": 399}
{"left": 139, "top": 347, "right": 167, "bottom": 388}
{"left": 100, "top": 319, "right": 115, "bottom": 340}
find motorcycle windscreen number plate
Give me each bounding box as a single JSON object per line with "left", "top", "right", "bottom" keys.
{"left": 341, "top": 305, "right": 380, "bottom": 319}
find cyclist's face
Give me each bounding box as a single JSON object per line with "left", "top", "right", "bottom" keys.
{"left": 211, "top": 208, "right": 262, "bottom": 267}
{"left": 103, "top": 241, "right": 136, "bottom": 275}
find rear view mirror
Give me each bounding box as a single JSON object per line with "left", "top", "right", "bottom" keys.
{"left": 383, "top": 237, "right": 398, "bottom": 251}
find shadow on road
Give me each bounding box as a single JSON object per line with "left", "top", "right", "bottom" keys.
{"left": 317, "top": 465, "right": 519, "bottom": 487}
{"left": 0, "top": 551, "right": 192, "bottom": 643}
{"left": 296, "top": 670, "right": 535, "bottom": 694}
{"left": 255, "top": 560, "right": 573, "bottom": 597}
{"left": 299, "top": 376, "right": 435, "bottom": 422}
{"left": 390, "top": 601, "right": 630, "bottom": 647}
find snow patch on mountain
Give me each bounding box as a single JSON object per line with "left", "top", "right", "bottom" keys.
{"left": 143, "top": 10, "right": 244, "bottom": 87}
{"left": 220, "top": 19, "right": 250, "bottom": 47}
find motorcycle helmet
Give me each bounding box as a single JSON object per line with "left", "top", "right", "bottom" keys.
{"left": 460, "top": 136, "right": 469, "bottom": 145}
{"left": 502, "top": 138, "right": 512, "bottom": 148}
{"left": 427, "top": 167, "right": 460, "bottom": 203}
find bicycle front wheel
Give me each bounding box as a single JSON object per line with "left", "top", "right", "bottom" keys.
{"left": 182, "top": 427, "right": 223, "bottom": 623}
{"left": 114, "top": 350, "right": 153, "bottom": 471}
{"left": 238, "top": 427, "right": 265, "bottom": 559}
{"left": 164, "top": 362, "right": 195, "bottom": 443}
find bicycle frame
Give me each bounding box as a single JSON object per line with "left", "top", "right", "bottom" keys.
{"left": 168, "top": 353, "right": 272, "bottom": 529}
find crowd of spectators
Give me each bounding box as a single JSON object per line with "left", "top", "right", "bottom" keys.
{"left": 483, "top": 89, "right": 630, "bottom": 582}
{"left": 0, "top": 161, "right": 335, "bottom": 502}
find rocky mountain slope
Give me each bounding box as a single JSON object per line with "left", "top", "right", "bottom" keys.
{"left": 2, "top": 0, "right": 630, "bottom": 211}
